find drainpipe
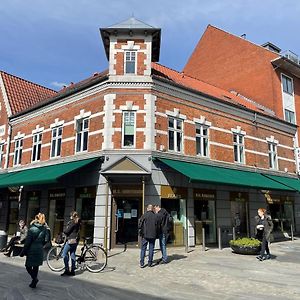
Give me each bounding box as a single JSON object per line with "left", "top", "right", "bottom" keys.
{"left": 4, "top": 122, "right": 12, "bottom": 169}
{"left": 142, "top": 177, "right": 145, "bottom": 213}
{"left": 104, "top": 179, "right": 109, "bottom": 251}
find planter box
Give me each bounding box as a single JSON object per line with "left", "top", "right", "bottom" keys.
{"left": 230, "top": 244, "right": 261, "bottom": 255}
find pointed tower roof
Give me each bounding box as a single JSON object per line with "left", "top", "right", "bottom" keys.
{"left": 100, "top": 17, "right": 161, "bottom": 62}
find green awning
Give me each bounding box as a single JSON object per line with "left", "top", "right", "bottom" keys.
{"left": 263, "top": 174, "right": 300, "bottom": 192}
{"left": 0, "top": 158, "right": 99, "bottom": 187}
{"left": 157, "top": 158, "right": 295, "bottom": 191}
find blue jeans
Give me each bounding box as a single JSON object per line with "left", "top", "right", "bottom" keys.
{"left": 62, "top": 242, "right": 78, "bottom": 272}
{"left": 159, "top": 233, "right": 168, "bottom": 262}
{"left": 140, "top": 238, "right": 155, "bottom": 266}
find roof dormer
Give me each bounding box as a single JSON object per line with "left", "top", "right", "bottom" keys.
{"left": 100, "top": 17, "right": 161, "bottom": 78}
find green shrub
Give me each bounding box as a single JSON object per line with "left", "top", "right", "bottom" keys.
{"left": 229, "top": 237, "right": 261, "bottom": 247}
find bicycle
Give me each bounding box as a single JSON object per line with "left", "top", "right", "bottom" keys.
{"left": 46, "top": 237, "right": 107, "bottom": 273}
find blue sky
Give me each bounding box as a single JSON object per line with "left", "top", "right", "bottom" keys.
{"left": 0, "top": 0, "right": 299, "bottom": 90}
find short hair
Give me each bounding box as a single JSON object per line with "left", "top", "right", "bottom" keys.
{"left": 146, "top": 204, "right": 153, "bottom": 211}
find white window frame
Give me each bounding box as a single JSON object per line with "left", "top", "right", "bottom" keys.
{"left": 50, "top": 126, "right": 63, "bottom": 158}
{"left": 268, "top": 142, "right": 278, "bottom": 169}
{"left": 233, "top": 133, "right": 245, "bottom": 164}
{"left": 122, "top": 111, "right": 136, "bottom": 148}
{"left": 196, "top": 123, "right": 209, "bottom": 157}
{"left": 284, "top": 109, "right": 295, "bottom": 124}
{"left": 168, "top": 117, "right": 183, "bottom": 153}
{"left": 14, "top": 138, "right": 23, "bottom": 166}
{"left": 281, "top": 74, "right": 294, "bottom": 95}
{"left": 124, "top": 51, "right": 137, "bottom": 74}
{"left": 75, "top": 117, "right": 89, "bottom": 153}
{"left": 0, "top": 143, "right": 4, "bottom": 168}
{"left": 32, "top": 132, "right": 42, "bottom": 162}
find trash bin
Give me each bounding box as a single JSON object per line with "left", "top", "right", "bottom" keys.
{"left": 0, "top": 230, "right": 7, "bottom": 249}
{"left": 221, "top": 226, "right": 233, "bottom": 247}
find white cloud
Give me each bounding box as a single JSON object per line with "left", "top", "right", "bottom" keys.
{"left": 50, "top": 81, "right": 67, "bottom": 89}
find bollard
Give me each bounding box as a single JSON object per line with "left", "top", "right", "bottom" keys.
{"left": 218, "top": 227, "right": 222, "bottom": 250}
{"left": 232, "top": 227, "right": 236, "bottom": 240}
{"left": 291, "top": 224, "right": 294, "bottom": 241}
{"left": 202, "top": 227, "right": 206, "bottom": 251}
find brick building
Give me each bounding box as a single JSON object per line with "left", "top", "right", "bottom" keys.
{"left": 0, "top": 18, "right": 299, "bottom": 249}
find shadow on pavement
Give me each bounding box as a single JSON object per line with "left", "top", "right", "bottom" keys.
{"left": 0, "top": 261, "right": 166, "bottom": 300}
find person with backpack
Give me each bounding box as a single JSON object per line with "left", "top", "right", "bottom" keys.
{"left": 20, "top": 213, "right": 49, "bottom": 288}
{"left": 154, "top": 204, "right": 171, "bottom": 264}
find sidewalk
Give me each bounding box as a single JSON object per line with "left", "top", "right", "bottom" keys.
{"left": 1, "top": 239, "right": 300, "bottom": 300}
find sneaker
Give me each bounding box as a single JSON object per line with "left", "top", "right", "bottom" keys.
{"left": 69, "top": 271, "right": 75, "bottom": 276}
{"left": 60, "top": 270, "right": 70, "bottom": 276}
{"left": 140, "top": 264, "right": 146, "bottom": 268}
{"left": 256, "top": 255, "right": 262, "bottom": 260}
{"left": 4, "top": 252, "right": 10, "bottom": 257}
{"left": 266, "top": 254, "right": 271, "bottom": 260}
{"left": 160, "top": 260, "right": 168, "bottom": 264}
{"left": 148, "top": 262, "right": 154, "bottom": 267}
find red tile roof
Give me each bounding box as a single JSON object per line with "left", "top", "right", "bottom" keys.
{"left": 152, "top": 62, "right": 274, "bottom": 116}
{"left": 0, "top": 71, "right": 57, "bottom": 115}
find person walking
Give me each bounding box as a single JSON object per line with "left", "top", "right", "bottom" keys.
{"left": 20, "top": 213, "right": 49, "bottom": 288}
{"left": 154, "top": 204, "right": 170, "bottom": 264}
{"left": 2, "top": 219, "right": 28, "bottom": 257}
{"left": 61, "top": 211, "right": 81, "bottom": 276}
{"left": 138, "top": 204, "right": 158, "bottom": 268}
{"left": 255, "top": 208, "right": 274, "bottom": 261}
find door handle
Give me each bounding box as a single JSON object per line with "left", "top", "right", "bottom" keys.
{"left": 115, "top": 214, "right": 119, "bottom": 233}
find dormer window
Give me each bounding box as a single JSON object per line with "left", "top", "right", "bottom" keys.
{"left": 125, "top": 51, "right": 136, "bottom": 74}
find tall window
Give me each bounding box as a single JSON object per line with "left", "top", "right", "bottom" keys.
{"left": 51, "top": 126, "right": 63, "bottom": 158}
{"left": 14, "top": 138, "right": 23, "bottom": 166}
{"left": 168, "top": 117, "right": 183, "bottom": 152}
{"left": 76, "top": 118, "right": 89, "bottom": 152}
{"left": 32, "top": 132, "right": 42, "bottom": 162}
{"left": 0, "top": 143, "right": 4, "bottom": 168}
{"left": 122, "top": 111, "right": 135, "bottom": 147}
{"left": 284, "top": 109, "right": 295, "bottom": 124}
{"left": 268, "top": 142, "right": 278, "bottom": 169}
{"left": 196, "top": 124, "right": 209, "bottom": 157}
{"left": 125, "top": 51, "right": 136, "bottom": 74}
{"left": 282, "top": 75, "right": 293, "bottom": 95}
{"left": 233, "top": 133, "right": 244, "bottom": 163}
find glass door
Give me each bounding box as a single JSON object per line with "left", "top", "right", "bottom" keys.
{"left": 26, "top": 191, "right": 40, "bottom": 224}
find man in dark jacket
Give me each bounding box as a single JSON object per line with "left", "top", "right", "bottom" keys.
{"left": 138, "top": 204, "right": 158, "bottom": 268}
{"left": 154, "top": 205, "right": 170, "bottom": 264}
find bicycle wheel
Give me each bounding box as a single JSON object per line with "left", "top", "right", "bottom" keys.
{"left": 84, "top": 245, "right": 107, "bottom": 273}
{"left": 47, "top": 245, "right": 65, "bottom": 272}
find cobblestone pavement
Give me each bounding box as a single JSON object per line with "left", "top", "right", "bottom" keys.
{"left": 1, "top": 239, "right": 300, "bottom": 300}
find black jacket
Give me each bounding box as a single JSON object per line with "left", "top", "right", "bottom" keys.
{"left": 254, "top": 214, "right": 273, "bottom": 242}
{"left": 156, "top": 208, "right": 170, "bottom": 235}
{"left": 138, "top": 211, "right": 158, "bottom": 240}
{"left": 64, "top": 220, "right": 81, "bottom": 241}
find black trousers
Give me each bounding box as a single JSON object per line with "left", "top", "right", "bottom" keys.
{"left": 26, "top": 266, "right": 39, "bottom": 280}
{"left": 5, "top": 236, "right": 20, "bottom": 254}
{"left": 260, "top": 235, "right": 270, "bottom": 256}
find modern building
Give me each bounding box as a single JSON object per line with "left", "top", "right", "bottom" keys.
{"left": 0, "top": 18, "right": 300, "bottom": 250}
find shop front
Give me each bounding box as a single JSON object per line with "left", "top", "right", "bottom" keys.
{"left": 48, "top": 189, "right": 66, "bottom": 239}
{"left": 230, "top": 192, "right": 249, "bottom": 237}
{"left": 111, "top": 184, "right": 143, "bottom": 247}
{"left": 161, "top": 185, "right": 187, "bottom": 246}
{"left": 194, "top": 189, "right": 216, "bottom": 244}
{"left": 7, "top": 191, "right": 20, "bottom": 235}
{"left": 76, "top": 186, "right": 96, "bottom": 239}
{"left": 265, "top": 193, "right": 295, "bottom": 236}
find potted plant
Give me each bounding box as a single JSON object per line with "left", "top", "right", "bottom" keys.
{"left": 229, "top": 237, "right": 261, "bottom": 255}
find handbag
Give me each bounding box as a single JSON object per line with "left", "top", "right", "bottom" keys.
{"left": 55, "top": 233, "right": 64, "bottom": 244}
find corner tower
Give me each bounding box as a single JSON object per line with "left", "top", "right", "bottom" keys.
{"left": 100, "top": 17, "right": 161, "bottom": 79}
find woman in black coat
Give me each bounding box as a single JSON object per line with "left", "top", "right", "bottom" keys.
{"left": 255, "top": 208, "right": 274, "bottom": 261}
{"left": 61, "top": 211, "right": 81, "bottom": 276}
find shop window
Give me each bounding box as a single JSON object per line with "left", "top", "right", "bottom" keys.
{"left": 125, "top": 51, "right": 136, "bottom": 74}
{"left": 233, "top": 133, "right": 244, "bottom": 163}
{"left": 51, "top": 126, "right": 63, "bottom": 158}
{"left": 196, "top": 124, "right": 209, "bottom": 157}
{"left": 13, "top": 138, "right": 23, "bottom": 166}
{"left": 32, "top": 132, "right": 42, "bottom": 162}
{"left": 168, "top": 117, "right": 183, "bottom": 152}
{"left": 76, "top": 118, "right": 89, "bottom": 153}
{"left": 268, "top": 142, "right": 278, "bottom": 169}
{"left": 8, "top": 192, "right": 19, "bottom": 235}
{"left": 26, "top": 191, "right": 40, "bottom": 223}
{"left": 122, "top": 111, "right": 135, "bottom": 147}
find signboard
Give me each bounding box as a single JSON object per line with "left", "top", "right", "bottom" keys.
{"left": 161, "top": 185, "right": 187, "bottom": 199}
{"left": 296, "top": 147, "right": 300, "bottom": 174}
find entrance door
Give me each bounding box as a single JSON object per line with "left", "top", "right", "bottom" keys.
{"left": 8, "top": 201, "right": 19, "bottom": 235}
{"left": 115, "top": 198, "right": 141, "bottom": 246}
